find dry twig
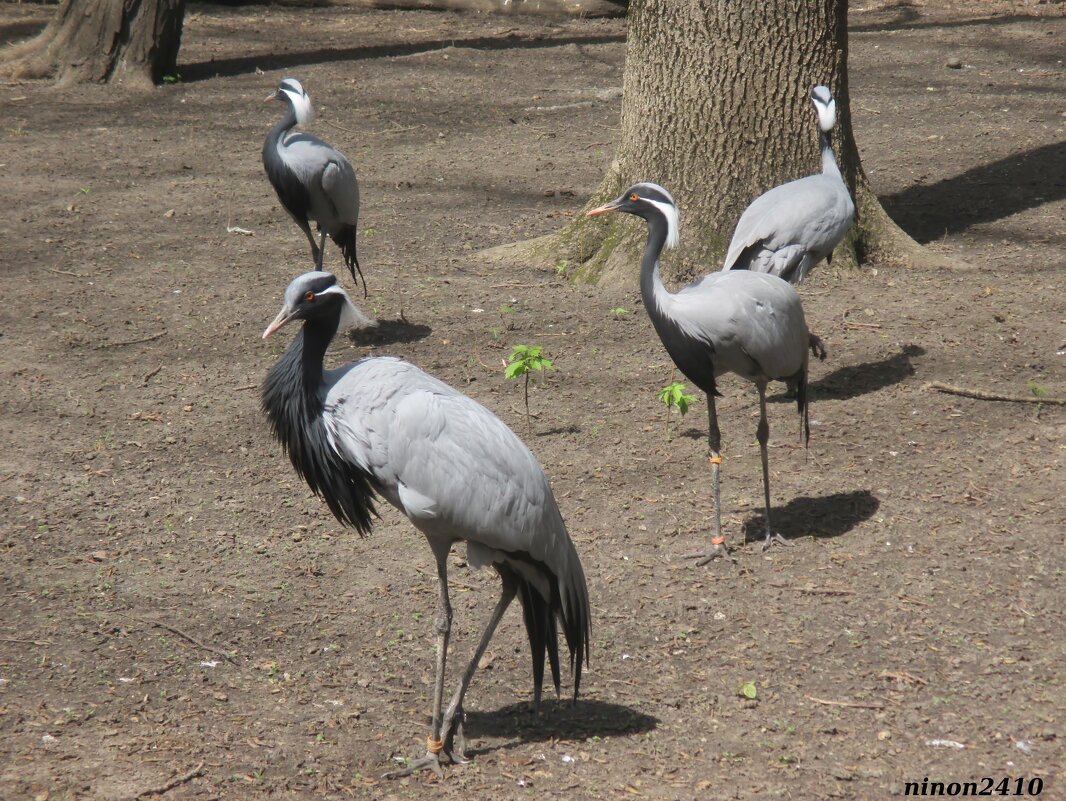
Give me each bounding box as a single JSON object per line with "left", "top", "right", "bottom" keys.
{"left": 116, "top": 612, "right": 237, "bottom": 665}
{"left": 135, "top": 762, "right": 206, "bottom": 798}
{"left": 923, "top": 382, "right": 1064, "bottom": 405}
{"left": 806, "top": 695, "right": 885, "bottom": 710}
{"left": 96, "top": 332, "right": 166, "bottom": 349}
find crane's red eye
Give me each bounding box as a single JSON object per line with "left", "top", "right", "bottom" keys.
{"left": 629, "top": 193, "right": 639, "bottom": 201}
{"left": 304, "top": 291, "right": 315, "bottom": 302}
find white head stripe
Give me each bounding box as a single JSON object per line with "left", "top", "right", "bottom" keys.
{"left": 281, "top": 85, "right": 314, "bottom": 126}
{"left": 644, "top": 198, "right": 680, "bottom": 250}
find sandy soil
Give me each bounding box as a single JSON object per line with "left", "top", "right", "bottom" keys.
{"left": 1, "top": 1, "right": 1064, "bottom": 799}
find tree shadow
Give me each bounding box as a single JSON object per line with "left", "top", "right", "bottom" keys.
{"left": 180, "top": 31, "right": 625, "bottom": 83}
{"left": 461, "top": 698, "right": 658, "bottom": 756}
{"left": 852, "top": 10, "right": 1045, "bottom": 33}
{"left": 741, "top": 489, "right": 880, "bottom": 544}
{"left": 0, "top": 21, "right": 47, "bottom": 46}
{"left": 881, "top": 142, "right": 1066, "bottom": 243}
{"left": 804, "top": 344, "right": 925, "bottom": 401}
{"left": 347, "top": 319, "right": 431, "bottom": 345}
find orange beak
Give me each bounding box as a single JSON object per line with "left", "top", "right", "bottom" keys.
{"left": 586, "top": 199, "right": 621, "bottom": 217}
{"left": 262, "top": 306, "right": 295, "bottom": 339}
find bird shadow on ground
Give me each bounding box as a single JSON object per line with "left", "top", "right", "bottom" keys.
{"left": 741, "top": 489, "right": 880, "bottom": 544}
{"left": 461, "top": 698, "right": 658, "bottom": 758}
{"left": 791, "top": 344, "right": 926, "bottom": 402}
{"left": 346, "top": 319, "right": 431, "bottom": 346}
{"left": 536, "top": 424, "right": 581, "bottom": 437}
{"left": 882, "top": 141, "right": 1066, "bottom": 242}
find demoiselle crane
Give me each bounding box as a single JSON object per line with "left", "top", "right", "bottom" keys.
{"left": 263, "top": 78, "right": 367, "bottom": 296}
{"left": 260, "top": 271, "right": 590, "bottom": 776}
{"left": 721, "top": 85, "right": 855, "bottom": 284}
{"left": 589, "top": 183, "right": 818, "bottom": 563}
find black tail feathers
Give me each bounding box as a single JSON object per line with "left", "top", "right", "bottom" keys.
{"left": 334, "top": 225, "right": 366, "bottom": 298}
{"left": 502, "top": 554, "right": 590, "bottom": 708}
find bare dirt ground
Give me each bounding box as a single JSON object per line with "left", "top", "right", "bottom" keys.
{"left": 1, "top": 1, "right": 1064, "bottom": 799}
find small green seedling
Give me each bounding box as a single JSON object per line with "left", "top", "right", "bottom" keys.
{"left": 505, "top": 344, "right": 554, "bottom": 433}
{"left": 162, "top": 72, "right": 182, "bottom": 84}
{"left": 658, "top": 382, "right": 696, "bottom": 429}
{"left": 739, "top": 680, "right": 758, "bottom": 700}
{"left": 608, "top": 307, "right": 628, "bottom": 317}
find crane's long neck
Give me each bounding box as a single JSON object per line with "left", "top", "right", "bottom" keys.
{"left": 638, "top": 213, "right": 676, "bottom": 336}
{"left": 265, "top": 105, "right": 297, "bottom": 155}
{"left": 820, "top": 129, "right": 843, "bottom": 180}
{"left": 261, "top": 307, "right": 380, "bottom": 535}
{"left": 262, "top": 311, "right": 339, "bottom": 435}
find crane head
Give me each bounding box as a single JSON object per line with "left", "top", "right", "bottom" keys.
{"left": 586, "top": 182, "right": 679, "bottom": 250}
{"left": 263, "top": 271, "right": 376, "bottom": 339}
{"left": 810, "top": 85, "right": 837, "bottom": 133}
{"left": 268, "top": 77, "right": 315, "bottom": 126}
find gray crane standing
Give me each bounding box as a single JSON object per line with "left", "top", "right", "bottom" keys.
{"left": 263, "top": 78, "right": 367, "bottom": 296}
{"left": 589, "top": 183, "right": 818, "bottom": 563}
{"left": 260, "top": 271, "right": 590, "bottom": 776}
{"left": 722, "top": 85, "right": 855, "bottom": 284}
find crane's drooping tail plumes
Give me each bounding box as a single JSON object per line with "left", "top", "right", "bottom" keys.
{"left": 333, "top": 223, "right": 366, "bottom": 297}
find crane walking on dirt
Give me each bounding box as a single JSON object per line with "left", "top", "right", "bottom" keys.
{"left": 721, "top": 85, "right": 855, "bottom": 284}
{"left": 589, "top": 183, "right": 820, "bottom": 563}
{"left": 263, "top": 78, "right": 367, "bottom": 296}
{"left": 260, "top": 271, "right": 590, "bottom": 777}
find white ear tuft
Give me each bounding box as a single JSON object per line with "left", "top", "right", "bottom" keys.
{"left": 282, "top": 85, "right": 314, "bottom": 126}
{"left": 340, "top": 298, "right": 377, "bottom": 331}
{"left": 644, "top": 198, "right": 680, "bottom": 250}
{"left": 320, "top": 284, "right": 377, "bottom": 330}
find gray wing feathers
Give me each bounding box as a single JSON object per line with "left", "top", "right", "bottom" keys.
{"left": 323, "top": 358, "right": 579, "bottom": 577}
{"left": 321, "top": 159, "right": 360, "bottom": 226}
{"left": 723, "top": 175, "right": 855, "bottom": 276}
{"left": 280, "top": 133, "right": 359, "bottom": 227}
{"left": 672, "top": 272, "right": 809, "bottom": 381}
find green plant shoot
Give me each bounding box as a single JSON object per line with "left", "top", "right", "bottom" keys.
{"left": 658, "top": 382, "right": 696, "bottom": 418}
{"left": 505, "top": 345, "right": 554, "bottom": 433}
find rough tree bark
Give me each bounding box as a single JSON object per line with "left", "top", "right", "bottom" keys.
{"left": 498, "top": 0, "right": 953, "bottom": 286}
{"left": 0, "top": 0, "right": 186, "bottom": 88}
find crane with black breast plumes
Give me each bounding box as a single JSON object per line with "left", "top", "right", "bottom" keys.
{"left": 263, "top": 78, "right": 367, "bottom": 296}
{"left": 260, "top": 271, "right": 590, "bottom": 776}
{"left": 589, "top": 183, "right": 821, "bottom": 563}
{"left": 722, "top": 85, "right": 856, "bottom": 284}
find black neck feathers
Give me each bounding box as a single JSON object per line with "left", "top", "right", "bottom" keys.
{"left": 261, "top": 310, "right": 380, "bottom": 535}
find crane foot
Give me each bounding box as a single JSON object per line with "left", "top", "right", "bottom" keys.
{"left": 684, "top": 541, "right": 737, "bottom": 566}
{"left": 382, "top": 750, "right": 446, "bottom": 780}
{"left": 441, "top": 706, "right": 470, "bottom": 764}
{"left": 761, "top": 532, "right": 792, "bottom": 551}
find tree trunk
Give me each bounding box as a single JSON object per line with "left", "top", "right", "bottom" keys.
{"left": 0, "top": 0, "right": 186, "bottom": 88}
{"left": 499, "top": 0, "right": 954, "bottom": 287}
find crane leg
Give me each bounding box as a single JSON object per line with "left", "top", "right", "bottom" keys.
{"left": 686, "top": 394, "right": 735, "bottom": 565}
{"left": 298, "top": 221, "right": 321, "bottom": 269}
{"left": 439, "top": 576, "right": 518, "bottom": 763}
{"left": 757, "top": 384, "right": 790, "bottom": 551}
{"left": 317, "top": 229, "right": 328, "bottom": 270}
{"left": 383, "top": 542, "right": 453, "bottom": 779}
